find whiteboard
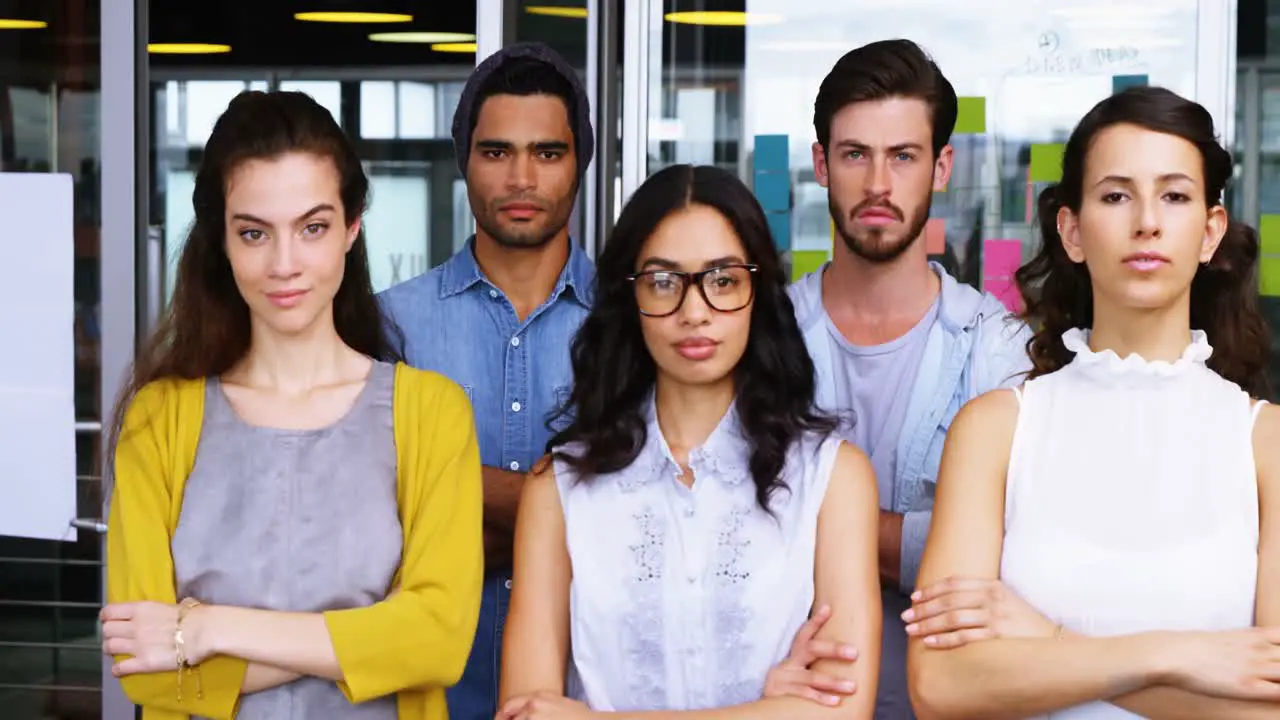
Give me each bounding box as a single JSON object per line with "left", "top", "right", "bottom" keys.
{"left": 0, "top": 172, "right": 78, "bottom": 542}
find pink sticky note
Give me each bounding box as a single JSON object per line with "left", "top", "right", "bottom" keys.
{"left": 925, "top": 218, "right": 946, "bottom": 254}
{"left": 984, "top": 277, "right": 1023, "bottom": 313}
{"left": 984, "top": 239, "right": 1022, "bottom": 278}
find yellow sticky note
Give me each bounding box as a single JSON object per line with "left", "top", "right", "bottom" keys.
{"left": 791, "top": 250, "right": 829, "bottom": 282}
{"left": 1029, "top": 143, "right": 1065, "bottom": 183}
{"left": 1260, "top": 257, "right": 1280, "bottom": 297}
{"left": 1260, "top": 214, "right": 1280, "bottom": 255}
{"left": 955, "top": 97, "right": 986, "bottom": 134}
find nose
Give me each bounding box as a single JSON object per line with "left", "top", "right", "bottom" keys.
{"left": 1134, "top": 197, "right": 1162, "bottom": 240}
{"left": 267, "top": 235, "right": 301, "bottom": 279}
{"left": 677, "top": 281, "right": 712, "bottom": 326}
{"left": 865, "top": 155, "right": 892, "bottom": 198}
{"left": 506, "top": 151, "right": 536, "bottom": 192}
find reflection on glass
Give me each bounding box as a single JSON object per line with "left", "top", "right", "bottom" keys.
{"left": 0, "top": 0, "right": 107, "bottom": 712}
{"left": 648, "top": 0, "right": 1201, "bottom": 289}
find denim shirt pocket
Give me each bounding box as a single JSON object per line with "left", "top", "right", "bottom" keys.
{"left": 547, "top": 384, "right": 575, "bottom": 434}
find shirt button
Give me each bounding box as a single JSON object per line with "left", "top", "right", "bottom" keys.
{"left": 504, "top": 579, "right": 513, "bottom": 590}
{"left": 686, "top": 575, "right": 696, "bottom": 584}
{"left": 488, "top": 289, "right": 498, "bottom": 298}
{"left": 511, "top": 401, "right": 522, "bottom": 412}
{"left": 683, "top": 507, "right": 695, "bottom": 518}
{"left": 510, "top": 336, "right": 520, "bottom": 347}
{"left": 509, "top": 461, "right": 520, "bottom": 471}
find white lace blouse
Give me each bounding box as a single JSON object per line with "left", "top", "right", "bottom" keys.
{"left": 552, "top": 401, "right": 843, "bottom": 711}
{"left": 1001, "top": 328, "right": 1262, "bottom": 719}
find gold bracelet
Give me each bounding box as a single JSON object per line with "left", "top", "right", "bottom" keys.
{"left": 175, "top": 598, "right": 204, "bottom": 702}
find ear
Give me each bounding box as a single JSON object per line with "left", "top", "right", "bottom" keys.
{"left": 1057, "top": 206, "right": 1086, "bottom": 263}
{"left": 932, "top": 145, "right": 954, "bottom": 193}
{"left": 345, "top": 218, "right": 361, "bottom": 253}
{"left": 812, "top": 141, "right": 830, "bottom": 189}
{"left": 1200, "top": 204, "right": 1228, "bottom": 264}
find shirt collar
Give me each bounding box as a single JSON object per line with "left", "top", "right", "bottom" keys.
{"left": 619, "top": 396, "right": 752, "bottom": 493}
{"left": 439, "top": 235, "right": 595, "bottom": 308}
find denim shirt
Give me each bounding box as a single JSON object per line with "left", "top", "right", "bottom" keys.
{"left": 789, "top": 262, "right": 1032, "bottom": 593}
{"left": 377, "top": 237, "right": 594, "bottom": 720}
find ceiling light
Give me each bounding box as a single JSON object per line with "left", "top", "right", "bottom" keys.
{"left": 0, "top": 19, "right": 48, "bottom": 29}
{"left": 294, "top": 11, "right": 413, "bottom": 23}
{"left": 147, "top": 43, "right": 233, "bottom": 54}
{"left": 664, "top": 11, "right": 782, "bottom": 26}
{"left": 525, "top": 6, "right": 588, "bottom": 18}
{"left": 431, "top": 42, "right": 477, "bottom": 53}
{"left": 369, "top": 31, "right": 476, "bottom": 43}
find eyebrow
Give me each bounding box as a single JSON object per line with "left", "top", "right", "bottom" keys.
{"left": 835, "top": 140, "right": 925, "bottom": 154}
{"left": 231, "top": 203, "right": 336, "bottom": 225}
{"left": 639, "top": 255, "right": 747, "bottom": 271}
{"left": 475, "top": 139, "right": 572, "bottom": 153}
{"left": 1092, "top": 172, "right": 1198, "bottom": 188}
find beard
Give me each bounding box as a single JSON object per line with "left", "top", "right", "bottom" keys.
{"left": 471, "top": 191, "right": 575, "bottom": 250}
{"left": 830, "top": 192, "right": 932, "bottom": 264}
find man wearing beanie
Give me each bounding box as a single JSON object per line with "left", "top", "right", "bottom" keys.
{"left": 378, "top": 42, "right": 595, "bottom": 720}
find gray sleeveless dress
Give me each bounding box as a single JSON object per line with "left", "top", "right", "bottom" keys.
{"left": 170, "top": 361, "right": 401, "bottom": 720}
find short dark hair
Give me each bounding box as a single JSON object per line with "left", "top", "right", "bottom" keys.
{"left": 813, "top": 39, "right": 958, "bottom": 157}
{"left": 469, "top": 56, "right": 579, "bottom": 147}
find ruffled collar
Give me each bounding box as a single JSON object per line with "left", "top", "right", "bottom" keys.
{"left": 1063, "top": 327, "right": 1213, "bottom": 382}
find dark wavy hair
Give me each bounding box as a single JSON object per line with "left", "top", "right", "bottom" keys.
{"left": 107, "top": 91, "right": 404, "bottom": 466}
{"left": 547, "top": 164, "right": 837, "bottom": 510}
{"left": 1017, "top": 86, "right": 1271, "bottom": 398}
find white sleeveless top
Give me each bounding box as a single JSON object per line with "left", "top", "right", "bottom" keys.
{"left": 1001, "top": 328, "right": 1262, "bottom": 719}
{"left": 553, "top": 401, "right": 843, "bottom": 712}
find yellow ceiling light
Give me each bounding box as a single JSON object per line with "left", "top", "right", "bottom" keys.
{"left": 431, "top": 42, "right": 477, "bottom": 53}
{"left": 525, "top": 6, "right": 588, "bottom": 19}
{"left": 148, "top": 43, "right": 233, "bottom": 54}
{"left": 294, "top": 11, "right": 413, "bottom": 23}
{"left": 664, "top": 11, "right": 782, "bottom": 26}
{"left": 369, "top": 31, "right": 476, "bottom": 43}
{"left": 0, "top": 19, "right": 48, "bottom": 29}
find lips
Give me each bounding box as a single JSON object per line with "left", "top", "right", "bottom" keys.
{"left": 1122, "top": 252, "right": 1170, "bottom": 273}
{"left": 674, "top": 337, "right": 719, "bottom": 361}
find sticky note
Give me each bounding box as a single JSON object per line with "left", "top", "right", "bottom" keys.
{"left": 1030, "top": 143, "right": 1065, "bottom": 183}
{"left": 754, "top": 134, "right": 789, "bottom": 171}
{"left": 1260, "top": 258, "right": 1280, "bottom": 297}
{"left": 925, "top": 217, "right": 946, "bottom": 255}
{"left": 985, "top": 278, "right": 1023, "bottom": 313}
{"left": 983, "top": 239, "right": 1022, "bottom": 278}
{"left": 1260, "top": 214, "right": 1280, "bottom": 255}
{"left": 955, "top": 97, "right": 986, "bottom": 134}
{"left": 1112, "top": 74, "right": 1148, "bottom": 94}
{"left": 791, "top": 250, "right": 829, "bottom": 282}
{"left": 754, "top": 171, "right": 790, "bottom": 212}
{"left": 766, "top": 212, "right": 791, "bottom": 251}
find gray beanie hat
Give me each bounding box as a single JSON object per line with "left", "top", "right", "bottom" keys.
{"left": 450, "top": 42, "right": 595, "bottom": 180}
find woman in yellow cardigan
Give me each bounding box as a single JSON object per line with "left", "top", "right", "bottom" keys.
{"left": 100, "top": 90, "right": 483, "bottom": 720}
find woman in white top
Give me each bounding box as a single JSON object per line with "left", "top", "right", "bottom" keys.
{"left": 905, "top": 86, "right": 1280, "bottom": 719}
{"left": 497, "top": 164, "right": 882, "bottom": 720}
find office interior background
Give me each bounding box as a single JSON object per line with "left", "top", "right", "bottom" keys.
{"left": 0, "top": 0, "right": 1271, "bottom": 717}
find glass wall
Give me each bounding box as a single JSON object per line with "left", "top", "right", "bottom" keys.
{"left": 0, "top": 2, "right": 111, "bottom": 718}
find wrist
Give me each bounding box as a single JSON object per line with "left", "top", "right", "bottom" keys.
{"left": 184, "top": 603, "right": 220, "bottom": 663}
{"left": 1131, "top": 631, "right": 1181, "bottom": 687}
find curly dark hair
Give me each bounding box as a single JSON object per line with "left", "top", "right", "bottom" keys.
{"left": 1017, "top": 86, "right": 1271, "bottom": 398}
{"left": 547, "top": 164, "right": 837, "bottom": 510}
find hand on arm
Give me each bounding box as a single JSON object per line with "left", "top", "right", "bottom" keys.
{"left": 906, "top": 391, "right": 1280, "bottom": 720}
{"left": 499, "top": 442, "right": 883, "bottom": 720}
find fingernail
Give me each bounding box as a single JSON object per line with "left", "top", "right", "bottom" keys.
{"left": 824, "top": 695, "right": 839, "bottom": 706}
{"left": 904, "top": 623, "right": 918, "bottom": 634}
{"left": 923, "top": 635, "right": 937, "bottom": 646}
{"left": 840, "top": 646, "right": 858, "bottom": 659}
{"left": 901, "top": 608, "right": 915, "bottom": 621}
{"left": 840, "top": 681, "right": 856, "bottom": 692}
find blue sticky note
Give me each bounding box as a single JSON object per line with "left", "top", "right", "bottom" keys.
{"left": 754, "top": 171, "right": 790, "bottom": 212}
{"left": 766, "top": 211, "right": 791, "bottom": 251}
{"left": 1112, "top": 74, "right": 1148, "bottom": 94}
{"left": 754, "top": 134, "right": 789, "bottom": 171}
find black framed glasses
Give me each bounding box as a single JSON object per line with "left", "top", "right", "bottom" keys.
{"left": 625, "top": 263, "right": 759, "bottom": 317}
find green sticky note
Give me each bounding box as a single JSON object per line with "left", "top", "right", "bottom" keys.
{"left": 791, "top": 250, "right": 829, "bottom": 282}
{"left": 955, "top": 97, "right": 986, "bottom": 134}
{"left": 1260, "top": 257, "right": 1280, "bottom": 297}
{"left": 1029, "top": 143, "right": 1065, "bottom": 183}
{"left": 1260, "top": 214, "right": 1280, "bottom": 255}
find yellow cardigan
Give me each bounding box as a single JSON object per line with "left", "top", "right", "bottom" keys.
{"left": 106, "top": 363, "right": 484, "bottom": 720}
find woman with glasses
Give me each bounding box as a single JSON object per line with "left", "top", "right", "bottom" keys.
{"left": 496, "top": 164, "right": 882, "bottom": 720}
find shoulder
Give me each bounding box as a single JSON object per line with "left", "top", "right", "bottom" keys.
{"left": 392, "top": 364, "right": 475, "bottom": 427}
{"left": 376, "top": 267, "right": 446, "bottom": 316}
{"left": 786, "top": 269, "right": 824, "bottom": 330}
{"left": 970, "top": 305, "right": 1033, "bottom": 390}
{"left": 119, "top": 376, "right": 204, "bottom": 433}
{"left": 955, "top": 387, "right": 1021, "bottom": 432}
{"left": 1252, "top": 401, "right": 1280, "bottom": 486}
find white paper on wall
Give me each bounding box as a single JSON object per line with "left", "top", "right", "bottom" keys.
{"left": 0, "top": 172, "right": 78, "bottom": 542}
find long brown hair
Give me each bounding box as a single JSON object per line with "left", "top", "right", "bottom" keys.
{"left": 107, "top": 90, "right": 403, "bottom": 470}
{"left": 1016, "top": 86, "right": 1271, "bottom": 398}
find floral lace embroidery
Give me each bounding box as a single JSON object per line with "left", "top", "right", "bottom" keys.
{"left": 712, "top": 505, "right": 756, "bottom": 704}
{"left": 621, "top": 506, "right": 667, "bottom": 709}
